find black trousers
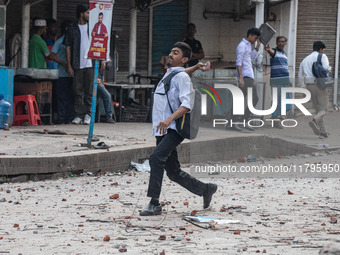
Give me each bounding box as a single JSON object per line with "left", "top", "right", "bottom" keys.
{"left": 231, "top": 77, "right": 258, "bottom": 122}
{"left": 73, "top": 68, "right": 94, "bottom": 118}
{"left": 147, "top": 129, "right": 206, "bottom": 198}
{"left": 56, "top": 77, "right": 74, "bottom": 124}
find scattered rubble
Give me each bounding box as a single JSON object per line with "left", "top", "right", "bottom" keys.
{"left": 0, "top": 154, "right": 339, "bottom": 254}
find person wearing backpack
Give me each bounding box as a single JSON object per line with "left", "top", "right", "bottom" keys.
{"left": 298, "top": 41, "right": 331, "bottom": 138}
{"left": 139, "top": 42, "right": 217, "bottom": 216}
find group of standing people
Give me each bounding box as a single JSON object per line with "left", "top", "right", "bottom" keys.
{"left": 230, "top": 28, "right": 291, "bottom": 131}
{"left": 181, "top": 24, "right": 330, "bottom": 138}
{"left": 28, "top": 4, "right": 115, "bottom": 125}
{"left": 233, "top": 27, "right": 330, "bottom": 138}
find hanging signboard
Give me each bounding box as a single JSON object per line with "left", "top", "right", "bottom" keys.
{"left": 87, "top": 0, "right": 114, "bottom": 60}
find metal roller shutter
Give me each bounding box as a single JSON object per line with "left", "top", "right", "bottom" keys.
{"left": 296, "top": 0, "right": 337, "bottom": 72}
{"left": 57, "top": 0, "right": 84, "bottom": 24}
{"left": 296, "top": 0, "right": 338, "bottom": 104}
{"left": 152, "top": 0, "right": 188, "bottom": 75}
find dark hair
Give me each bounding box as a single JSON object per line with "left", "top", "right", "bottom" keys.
{"left": 46, "top": 18, "right": 57, "bottom": 27}
{"left": 61, "top": 20, "right": 72, "bottom": 35}
{"left": 276, "top": 36, "right": 287, "bottom": 42}
{"left": 186, "top": 23, "right": 196, "bottom": 30}
{"left": 173, "top": 42, "right": 192, "bottom": 60}
{"left": 76, "top": 4, "right": 89, "bottom": 19}
{"left": 313, "top": 41, "right": 326, "bottom": 51}
{"left": 99, "top": 12, "right": 104, "bottom": 16}
{"left": 247, "top": 27, "right": 261, "bottom": 37}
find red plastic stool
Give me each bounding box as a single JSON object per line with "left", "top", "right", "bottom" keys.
{"left": 13, "top": 95, "right": 41, "bottom": 126}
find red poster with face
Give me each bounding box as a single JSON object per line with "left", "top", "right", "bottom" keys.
{"left": 88, "top": 35, "right": 108, "bottom": 59}
{"left": 87, "top": 0, "right": 113, "bottom": 60}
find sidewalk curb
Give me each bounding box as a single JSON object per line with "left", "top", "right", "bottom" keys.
{"left": 0, "top": 135, "right": 317, "bottom": 178}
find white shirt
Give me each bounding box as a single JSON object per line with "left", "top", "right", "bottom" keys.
{"left": 78, "top": 24, "right": 92, "bottom": 69}
{"left": 236, "top": 38, "right": 259, "bottom": 79}
{"left": 152, "top": 67, "right": 194, "bottom": 136}
{"left": 298, "top": 51, "right": 331, "bottom": 87}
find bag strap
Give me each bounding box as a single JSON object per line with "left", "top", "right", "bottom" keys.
{"left": 166, "top": 93, "right": 174, "bottom": 114}
{"left": 317, "top": 53, "right": 323, "bottom": 64}
{"left": 162, "top": 71, "right": 182, "bottom": 114}
{"left": 162, "top": 71, "right": 181, "bottom": 93}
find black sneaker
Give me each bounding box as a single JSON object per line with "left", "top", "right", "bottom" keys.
{"left": 203, "top": 183, "right": 218, "bottom": 209}
{"left": 103, "top": 117, "right": 115, "bottom": 124}
{"left": 139, "top": 203, "right": 162, "bottom": 216}
{"left": 308, "top": 119, "right": 320, "bottom": 136}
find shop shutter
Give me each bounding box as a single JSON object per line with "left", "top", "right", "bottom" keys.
{"left": 296, "top": 0, "right": 338, "bottom": 105}
{"left": 152, "top": 0, "right": 188, "bottom": 75}
{"left": 296, "top": 0, "right": 337, "bottom": 70}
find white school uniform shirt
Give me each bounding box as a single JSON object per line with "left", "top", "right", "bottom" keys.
{"left": 298, "top": 51, "right": 331, "bottom": 87}
{"left": 236, "top": 38, "right": 258, "bottom": 79}
{"left": 152, "top": 66, "right": 194, "bottom": 136}
{"left": 78, "top": 24, "right": 92, "bottom": 69}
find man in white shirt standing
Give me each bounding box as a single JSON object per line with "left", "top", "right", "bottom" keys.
{"left": 298, "top": 41, "right": 331, "bottom": 138}
{"left": 139, "top": 42, "right": 217, "bottom": 216}
{"left": 64, "top": 4, "right": 93, "bottom": 125}
{"left": 229, "top": 27, "right": 261, "bottom": 131}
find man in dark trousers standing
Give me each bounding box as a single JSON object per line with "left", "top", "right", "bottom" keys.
{"left": 140, "top": 42, "right": 217, "bottom": 216}
{"left": 64, "top": 4, "right": 94, "bottom": 125}
{"left": 184, "top": 23, "right": 205, "bottom": 67}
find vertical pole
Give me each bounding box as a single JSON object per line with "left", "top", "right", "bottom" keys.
{"left": 119, "top": 88, "right": 123, "bottom": 122}
{"left": 287, "top": 0, "right": 298, "bottom": 115}
{"left": 87, "top": 60, "right": 100, "bottom": 146}
{"left": 334, "top": 0, "right": 340, "bottom": 106}
{"left": 1, "top": 5, "right": 6, "bottom": 66}
{"left": 52, "top": 0, "right": 57, "bottom": 20}
{"left": 129, "top": 3, "right": 137, "bottom": 83}
{"left": 287, "top": 0, "right": 298, "bottom": 81}
{"left": 148, "top": 7, "right": 153, "bottom": 76}
{"left": 255, "top": 0, "right": 264, "bottom": 110}
{"left": 21, "top": 4, "right": 30, "bottom": 68}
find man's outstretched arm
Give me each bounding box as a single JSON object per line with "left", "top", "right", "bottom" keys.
{"left": 185, "top": 61, "right": 210, "bottom": 75}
